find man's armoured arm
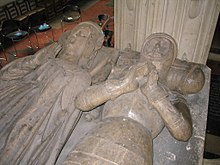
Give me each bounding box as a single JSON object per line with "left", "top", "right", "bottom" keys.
{"left": 75, "top": 68, "right": 139, "bottom": 111}
{"left": 141, "top": 70, "right": 193, "bottom": 141}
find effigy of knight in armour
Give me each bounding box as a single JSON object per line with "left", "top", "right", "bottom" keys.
{"left": 0, "top": 21, "right": 207, "bottom": 165}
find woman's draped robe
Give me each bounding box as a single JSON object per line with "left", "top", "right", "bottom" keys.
{"left": 0, "top": 57, "right": 91, "bottom": 165}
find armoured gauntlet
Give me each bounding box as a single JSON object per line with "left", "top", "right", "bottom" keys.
{"left": 141, "top": 70, "right": 168, "bottom": 105}
{"left": 75, "top": 68, "right": 139, "bottom": 111}
{"left": 141, "top": 70, "right": 192, "bottom": 141}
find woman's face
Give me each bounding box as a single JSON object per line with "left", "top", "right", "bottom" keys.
{"left": 58, "top": 23, "right": 104, "bottom": 70}
{"left": 60, "top": 25, "right": 103, "bottom": 65}
{"left": 64, "top": 27, "right": 92, "bottom": 56}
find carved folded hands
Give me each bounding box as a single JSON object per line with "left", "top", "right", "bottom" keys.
{"left": 74, "top": 62, "right": 162, "bottom": 111}
{"left": 140, "top": 69, "right": 168, "bottom": 105}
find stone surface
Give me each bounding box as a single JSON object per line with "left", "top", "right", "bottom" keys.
{"left": 114, "top": 0, "right": 220, "bottom": 64}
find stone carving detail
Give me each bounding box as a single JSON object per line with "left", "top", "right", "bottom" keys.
{"left": 0, "top": 21, "right": 118, "bottom": 165}
{"left": 114, "top": 0, "right": 220, "bottom": 64}
{"left": 0, "top": 22, "right": 206, "bottom": 165}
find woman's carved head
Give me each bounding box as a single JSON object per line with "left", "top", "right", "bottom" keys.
{"left": 58, "top": 21, "right": 104, "bottom": 66}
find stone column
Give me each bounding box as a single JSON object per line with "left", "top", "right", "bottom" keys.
{"left": 114, "top": 0, "right": 220, "bottom": 64}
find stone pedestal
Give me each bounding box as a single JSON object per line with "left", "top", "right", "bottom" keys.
{"left": 114, "top": 0, "right": 220, "bottom": 64}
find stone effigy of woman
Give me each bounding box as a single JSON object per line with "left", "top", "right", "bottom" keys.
{"left": 0, "top": 21, "right": 125, "bottom": 165}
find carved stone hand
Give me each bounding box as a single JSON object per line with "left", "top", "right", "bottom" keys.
{"left": 141, "top": 70, "right": 168, "bottom": 105}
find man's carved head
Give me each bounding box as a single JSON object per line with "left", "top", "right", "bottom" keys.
{"left": 141, "top": 33, "right": 177, "bottom": 81}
